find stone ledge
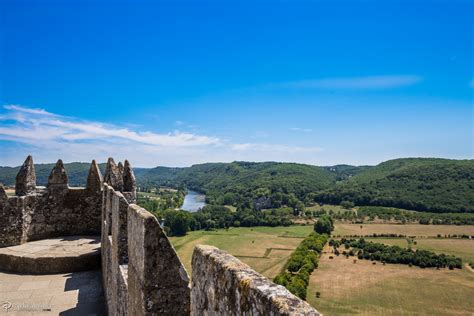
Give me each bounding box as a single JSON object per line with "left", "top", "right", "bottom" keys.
{"left": 0, "top": 236, "right": 100, "bottom": 274}
{"left": 191, "top": 245, "right": 321, "bottom": 316}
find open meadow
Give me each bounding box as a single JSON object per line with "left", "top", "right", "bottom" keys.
{"left": 170, "top": 225, "right": 313, "bottom": 279}
{"left": 307, "top": 246, "right": 474, "bottom": 316}
{"left": 308, "top": 222, "right": 474, "bottom": 315}
{"left": 334, "top": 223, "right": 474, "bottom": 237}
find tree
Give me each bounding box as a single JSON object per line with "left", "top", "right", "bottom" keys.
{"left": 166, "top": 211, "right": 191, "bottom": 236}
{"left": 340, "top": 200, "right": 355, "bottom": 209}
{"left": 314, "top": 215, "right": 334, "bottom": 235}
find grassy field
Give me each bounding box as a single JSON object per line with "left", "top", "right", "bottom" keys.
{"left": 334, "top": 223, "right": 474, "bottom": 237}
{"left": 306, "top": 204, "right": 353, "bottom": 214}
{"left": 308, "top": 223, "right": 474, "bottom": 315}
{"left": 308, "top": 246, "right": 474, "bottom": 315}
{"left": 170, "top": 225, "right": 313, "bottom": 279}
{"left": 171, "top": 222, "right": 473, "bottom": 315}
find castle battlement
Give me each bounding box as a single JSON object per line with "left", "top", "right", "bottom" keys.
{"left": 0, "top": 156, "right": 321, "bottom": 316}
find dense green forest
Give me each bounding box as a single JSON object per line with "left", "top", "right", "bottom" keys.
{"left": 316, "top": 158, "right": 474, "bottom": 213}
{"left": 1, "top": 158, "right": 473, "bottom": 213}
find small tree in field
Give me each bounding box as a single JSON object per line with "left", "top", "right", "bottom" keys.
{"left": 314, "top": 214, "right": 334, "bottom": 235}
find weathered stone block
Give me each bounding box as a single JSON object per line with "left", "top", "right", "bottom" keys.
{"left": 127, "top": 204, "right": 190, "bottom": 315}
{"left": 191, "top": 245, "right": 321, "bottom": 316}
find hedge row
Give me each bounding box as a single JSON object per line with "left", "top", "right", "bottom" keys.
{"left": 273, "top": 232, "right": 328, "bottom": 300}
{"left": 337, "top": 238, "right": 463, "bottom": 269}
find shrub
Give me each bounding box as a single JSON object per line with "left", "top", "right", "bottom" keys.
{"left": 274, "top": 232, "right": 328, "bottom": 300}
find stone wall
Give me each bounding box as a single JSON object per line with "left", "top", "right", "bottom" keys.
{"left": 0, "top": 157, "right": 104, "bottom": 247}
{"left": 191, "top": 245, "right": 321, "bottom": 316}
{"left": 1, "top": 156, "right": 321, "bottom": 315}
{"left": 101, "top": 183, "right": 190, "bottom": 316}
{"left": 100, "top": 184, "right": 321, "bottom": 316}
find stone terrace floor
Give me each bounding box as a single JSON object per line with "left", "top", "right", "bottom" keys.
{"left": 0, "top": 270, "right": 105, "bottom": 315}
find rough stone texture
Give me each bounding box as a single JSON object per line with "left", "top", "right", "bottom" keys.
{"left": 0, "top": 236, "right": 101, "bottom": 274}
{"left": 118, "top": 161, "right": 124, "bottom": 178}
{"left": 191, "top": 245, "right": 321, "bottom": 316}
{"left": 47, "top": 159, "right": 69, "bottom": 189}
{"left": 127, "top": 204, "right": 190, "bottom": 315}
{"left": 104, "top": 157, "right": 124, "bottom": 191}
{"left": 102, "top": 184, "right": 130, "bottom": 316}
{"left": 123, "top": 160, "right": 136, "bottom": 196}
{"left": 112, "top": 191, "right": 129, "bottom": 265}
{"left": 0, "top": 158, "right": 102, "bottom": 248}
{"left": 15, "top": 155, "right": 36, "bottom": 196}
{"left": 0, "top": 184, "right": 8, "bottom": 201}
{"left": 0, "top": 196, "right": 24, "bottom": 247}
{"left": 87, "top": 159, "right": 103, "bottom": 193}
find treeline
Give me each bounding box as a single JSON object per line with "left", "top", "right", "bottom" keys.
{"left": 332, "top": 206, "right": 474, "bottom": 225}
{"left": 154, "top": 205, "right": 293, "bottom": 236}
{"left": 332, "top": 238, "right": 462, "bottom": 269}
{"left": 273, "top": 233, "right": 328, "bottom": 300}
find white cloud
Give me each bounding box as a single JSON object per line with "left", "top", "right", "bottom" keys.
{"left": 4, "top": 104, "right": 58, "bottom": 116}
{"left": 469, "top": 79, "right": 474, "bottom": 88}
{"left": 267, "top": 75, "right": 423, "bottom": 90}
{"left": 0, "top": 105, "right": 220, "bottom": 147}
{"left": 290, "top": 127, "right": 313, "bottom": 133}
{"left": 0, "top": 105, "right": 324, "bottom": 167}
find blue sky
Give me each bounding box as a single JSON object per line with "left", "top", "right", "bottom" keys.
{"left": 0, "top": 0, "right": 472, "bottom": 167}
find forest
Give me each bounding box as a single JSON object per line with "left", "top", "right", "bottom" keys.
{"left": 1, "top": 158, "right": 473, "bottom": 214}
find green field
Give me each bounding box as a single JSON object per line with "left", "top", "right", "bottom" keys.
{"left": 170, "top": 225, "right": 313, "bottom": 279}
{"left": 308, "top": 223, "right": 474, "bottom": 315}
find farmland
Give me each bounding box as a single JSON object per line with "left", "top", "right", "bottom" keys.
{"left": 309, "top": 222, "right": 474, "bottom": 315}
{"left": 170, "top": 225, "right": 313, "bottom": 279}
{"left": 171, "top": 222, "right": 474, "bottom": 315}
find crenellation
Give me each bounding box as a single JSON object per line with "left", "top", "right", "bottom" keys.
{"left": 15, "top": 155, "right": 36, "bottom": 196}
{"left": 47, "top": 159, "right": 69, "bottom": 189}
{"left": 87, "top": 159, "right": 103, "bottom": 193}
{"left": 122, "top": 160, "right": 136, "bottom": 200}
{"left": 104, "top": 157, "right": 124, "bottom": 192}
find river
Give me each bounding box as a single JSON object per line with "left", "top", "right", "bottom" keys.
{"left": 181, "top": 190, "right": 206, "bottom": 212}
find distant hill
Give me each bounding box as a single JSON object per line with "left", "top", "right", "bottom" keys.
{"left": 139, "top": 161, "right": 336, "bottom": 196}
{"left": 1, "top": 158, "right": 473, "bottom": 213}
{"left": 316, "top": 158, "right": 474, "bottom": 213}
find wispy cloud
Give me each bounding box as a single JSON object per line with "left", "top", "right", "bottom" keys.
{"left": 469, "top": 79, "right": 474, "bottom": 88}
{"left": 4, "top": 104, "right": 58, "bottom": 116}
{"left": 0, "top": 105, "right": 323, "bottom": 167}
{"left": 290, "top": 127, "right": 313, "bottom": 133}
{"left": 267, "top": 75, "right": 423, "bottom": 90}
{"left": 0, "top": 105, "right": 219, "bottom": 147}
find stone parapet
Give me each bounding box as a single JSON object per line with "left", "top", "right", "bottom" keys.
{"left": 191, "top": 245, "right": 322, "bottom": 316}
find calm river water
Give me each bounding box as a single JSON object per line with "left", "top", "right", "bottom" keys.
{"left": 181, "top": 190, "right": 206, "bottom": 212}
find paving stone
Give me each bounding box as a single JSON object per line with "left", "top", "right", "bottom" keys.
{"left": 0, "top": 270, "right": 104, "bottom": 315}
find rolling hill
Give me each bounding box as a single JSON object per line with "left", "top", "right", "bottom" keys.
{"left": 1, "top": 158, "right": 473, "bottom": 213}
